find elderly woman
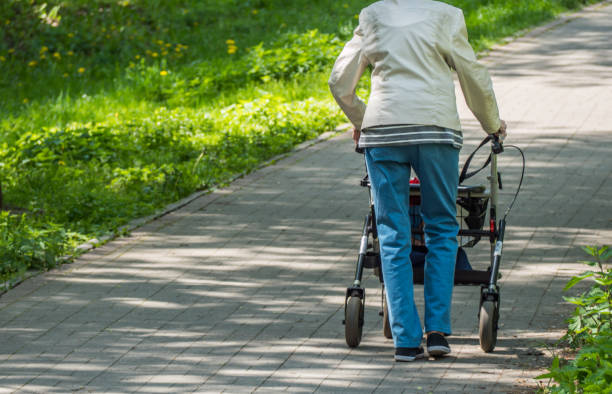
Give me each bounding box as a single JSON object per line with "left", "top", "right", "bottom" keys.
{"left": 329, "top": 0, "right": 506, "bottom": 362}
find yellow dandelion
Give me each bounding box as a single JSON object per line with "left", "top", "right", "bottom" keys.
{"left": 157, "top": 40, "right": 164, "bottom": 46}
{"left": 8, "top": 48, "right": 14, "bottom": 54}
{"left": 161, "top": 51, "right": 168, "bottom": 56}
{"left": 78, "top": 67, "right": 85, "bottom": 73}
{"left": 129, "top": 62, "right": 135, "bottom": 68}
{"left": 40, "top": 46, "right": 49, "bottom": 53}
{"left": 227, "top": 46, "right": 237, "bottom": 55}
{"left": 40, "top": 54, "right": 46, "bottom": 60}
{"left": 53, "top": 52, "right": 61, "bottom": 59}
{"left": 165, "top": 43, "right": 171, "bottom": 48}
{"left": 135, "top": 55, "right": 141, "bottom": 59}
{"left": 67, "top": 51, "right": 74, "bottom": 56}
{"left": 58, "top": 160, "right": 65, "bottom": 166}
{"left": 5, "top": 20, "right": 9, "bottom": 25}
{"left": 343, "top": 3, "right": 349, "bottom": 8}
{"left": 174, "top": 47, "right": 181, "bottom": 52}
{"left": 160, "top": 70, "right": 168, "bottom": 76}
{"left": 145, "top": 49, "right": 152, "bottom": 54}
{"left": 226, "top": 39, "right": 235, "bottom": 45}
{"left": 151, "top": 52, "right": 158, "bottom": 57}
{"left": 63, "top": 73, "right": 69, "bottom": 77}
{"left": 105, "top": 34, "right": 111, "bottom": 39}
{"left": 68, "top": 32, "right": 74, "bottom": 38}
{"left": 354, "top": 14, "right": 359, "bottom": 19}
{"left": 0, "top": 56, "right": 5, "bottom": 62}
{"left": 252, "top": 9, "right": 259, "bottom": 14}
{"left": 23, "top": 98, "right": 29, "bottom": 104}
{"left": 28, "top": 60, "right": 37, "bottom": 67}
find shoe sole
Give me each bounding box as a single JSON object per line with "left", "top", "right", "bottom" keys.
{"left": 394, "top": 353, "right": 425, "bottom": 362}
{"left": 427, "top": 346, "right": 451, "bottom": 357}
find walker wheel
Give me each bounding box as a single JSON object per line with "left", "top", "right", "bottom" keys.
{"left": 382, "top": 286, "right": 392, "bottom": 339}
{"left": 479, "top": 300, "right": 498, "bottom": 352}
{"left": 345, "top": 296, "right": 364, "bottom": 348}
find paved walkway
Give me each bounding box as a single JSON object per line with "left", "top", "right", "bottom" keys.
{"left": 2, "top": 2, "right": 612, "bottom": 393}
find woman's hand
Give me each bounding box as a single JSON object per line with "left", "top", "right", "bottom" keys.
{"left": 496, "top": 120, "right": 507, "bottom": 140}
{"left": 352, "top": 127, "right": 361, "bottom": 145}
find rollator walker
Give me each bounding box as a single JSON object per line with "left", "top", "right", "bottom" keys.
{"left": 343, "top": 135, "right": 524, "bottom": 353}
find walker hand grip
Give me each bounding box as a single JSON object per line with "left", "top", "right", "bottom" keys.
{"left": 492, "top": 135, "right": 504, "bottom": 154}
{"left": 355, "top": 146, "right": 365, "bottom": 154}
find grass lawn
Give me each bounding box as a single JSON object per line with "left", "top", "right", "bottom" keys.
{"left": 0, "top": 0, "right": 599, "bottom": 285}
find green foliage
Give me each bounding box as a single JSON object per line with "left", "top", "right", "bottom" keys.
{"left": 537, "top": 246, "right": 612, "bottom": 393}
{"left": 537, "top": 333, "right": 612, "bottom": 393}
{"left": 0, "top": 0, "right": 363, "bottom": 109}
{"left": 125, "top": 29, "right": 343, "bottom": 105}
{"left": 563, "top": 246, "right": 612, "bottom": 347}
{"left": 0, "top": 212, "right": 86, "bottom": 284}
{"left": 244, "top": 30, "right": 342, "bottom": 81}
{"left": 0, "top": 96, "right": 343, "bottom": 281}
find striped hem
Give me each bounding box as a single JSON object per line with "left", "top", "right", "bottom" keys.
{"left": 359, "top": 125, "right": 462, "bottom": 149}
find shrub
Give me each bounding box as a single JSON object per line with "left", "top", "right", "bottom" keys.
{"left": 537, "top": 246, "right": 612, "bottom": 393}
{"left": 563, "top": 246, "right": 612, "bottom": 347}
{"left": 539, "top": 333, "right": 612, "bottom": 393}
{"left": 0, "top": 212, "right": 85, "bottom": 285}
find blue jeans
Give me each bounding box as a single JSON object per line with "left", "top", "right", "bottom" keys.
{"left": 365, "top": 144, "right": 459, "bottom": 348}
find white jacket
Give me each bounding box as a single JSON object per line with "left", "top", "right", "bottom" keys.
{"left": 328, "top": 0, "right": 501, "bottom": 134}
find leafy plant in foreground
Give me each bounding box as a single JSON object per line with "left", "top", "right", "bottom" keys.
{"left": 537, "top": 246, "right": 612, "bottom": 393}
{"left": 538, "top": 333, "right": 612, "bottom": 393}
{"left": 563, "top": 246, "right": 612, "bottom": 347}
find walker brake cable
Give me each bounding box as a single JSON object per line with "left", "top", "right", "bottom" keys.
{"left": 459, "top": 135, "right": 526, "bottom": 220}
{"left": 500, "top": 144, "right": 525, "bottom": 220}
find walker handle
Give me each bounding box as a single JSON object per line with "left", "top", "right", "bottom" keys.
{"left": 459, "top": 134, "right": 503, "bottom": 184}
{"left": 491, "top": 134, "right": 504, "bottom": 154}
